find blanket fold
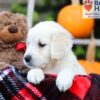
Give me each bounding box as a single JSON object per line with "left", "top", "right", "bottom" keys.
{"left": 0, "top": 66, "right": 100, "bottom": 100}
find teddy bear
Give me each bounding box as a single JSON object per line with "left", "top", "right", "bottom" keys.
{"left": 0, "top": 11, "right": 29, "bottom": 72}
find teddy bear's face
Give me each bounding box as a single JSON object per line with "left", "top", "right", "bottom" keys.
{"left": 0, "top": 24, "right": 23, "bottom": 43}
{"left": 0, "top": 11, "right": 27, "bottom": 43}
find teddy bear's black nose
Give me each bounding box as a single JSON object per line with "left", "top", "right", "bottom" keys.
{"left": 8, "top": 25, "right": 18, "bottom": 34}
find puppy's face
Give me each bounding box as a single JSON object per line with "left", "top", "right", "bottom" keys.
{"left": 24, "top": 21, "right": 73, "bottom": 69}
{"left": 24, "top": 31, "right": 51, "bottom": 68}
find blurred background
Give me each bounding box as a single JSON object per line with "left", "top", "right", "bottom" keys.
{"left": 0, "top": 0, "right": 100, "bottom": 61}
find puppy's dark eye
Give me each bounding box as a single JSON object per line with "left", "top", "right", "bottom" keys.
{"left": 38, "top": 42, "right": 46, "bottom": 47}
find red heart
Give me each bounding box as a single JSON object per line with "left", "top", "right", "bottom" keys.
{"left": 84, "top": 4, "right": 92, "bottom": 11}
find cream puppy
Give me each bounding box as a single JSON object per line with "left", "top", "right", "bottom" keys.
{"left": 24, "top": 21, "right": 86, "bottom": 92}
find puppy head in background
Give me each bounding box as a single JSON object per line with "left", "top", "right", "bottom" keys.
{"left": 24, "top": 21, "right": 73, "bottom": 69}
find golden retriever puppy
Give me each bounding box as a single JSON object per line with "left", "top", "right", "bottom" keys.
{"left": 24, "top": 21, "right": 86, "bottom": 92}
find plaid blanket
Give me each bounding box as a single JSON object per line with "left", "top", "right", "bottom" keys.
{"left": 0, "top": 66, "right": 100, "bottom": 100}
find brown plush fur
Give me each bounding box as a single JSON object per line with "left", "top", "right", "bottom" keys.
{"left": 0, "top": 11, "right": 29, "bottom": 72}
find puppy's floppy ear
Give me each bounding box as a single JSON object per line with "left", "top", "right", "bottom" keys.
{"left": 51, "top": 31, "right": 73, "bottom": 59}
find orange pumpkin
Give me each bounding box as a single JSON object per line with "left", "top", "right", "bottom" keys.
{"left": 79, "top": 60, "right": 100, "bottom": 74}
{"left": 57, "top": 5, "right": 94, "bottom": 38}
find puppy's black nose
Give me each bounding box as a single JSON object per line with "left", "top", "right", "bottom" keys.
{"left": 24, "top": 55, "right": 31, "bottom": 63}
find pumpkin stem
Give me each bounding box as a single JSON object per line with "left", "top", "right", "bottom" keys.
{"left": 71, "top": 0, "right": 80, "bottom": 5}
{"left": 86, "top": 31, "right": 96, "bottom": 62}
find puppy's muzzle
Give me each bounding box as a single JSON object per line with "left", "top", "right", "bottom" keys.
{"left": 24, "top": 55, "right": 31, "bottom": 63}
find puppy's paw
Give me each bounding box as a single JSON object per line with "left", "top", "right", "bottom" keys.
{"left": 56, "top": 71, "right": 73, "bottom": 92}
{"left": 27, "top": 68, "right": 45, "bottom": 85}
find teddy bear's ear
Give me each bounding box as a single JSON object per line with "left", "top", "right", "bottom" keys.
{"left": 15, "top": 13, "right": 28, "bottom": 35}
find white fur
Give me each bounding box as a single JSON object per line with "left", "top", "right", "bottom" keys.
{"left": 24, "top": 21, "right": 86, "bottom": 92}
{"left": 27, "top": 68, "right": 44, "bottom": 84}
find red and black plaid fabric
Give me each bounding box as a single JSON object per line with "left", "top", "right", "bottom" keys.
{"left": 0, "top": 66, "right": 100, "bottom": 100}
